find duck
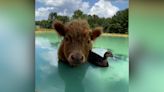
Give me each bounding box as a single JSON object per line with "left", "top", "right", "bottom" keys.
{"left": 88, "top": 50, "right": 113, "bottom": 67}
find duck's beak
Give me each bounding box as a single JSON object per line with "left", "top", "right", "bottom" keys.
{"left": 109, "top": 53, "right": 113, "bottom": 57}
{"left": 110, "top": 53, "right": 113, "bottom": 57}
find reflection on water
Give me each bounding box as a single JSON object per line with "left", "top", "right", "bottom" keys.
{"left": 58, "top": 62, "right": 89, "bottom": 92}
{"left": 113, "top": 54, "right": 128, "bottom": 61}
{"left": 35, "top": 35, "right": 128, "bottom": 92}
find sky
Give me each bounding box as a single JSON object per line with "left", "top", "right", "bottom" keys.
{"left": 35, "top": 0, "right": 128, "bottom": 21}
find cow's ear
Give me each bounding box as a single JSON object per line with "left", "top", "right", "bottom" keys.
{"left": 53, "top": 20, "right": 66, "bottom": 36}
{"left": 91, "top": 27, "right": 102, "bottom": 40}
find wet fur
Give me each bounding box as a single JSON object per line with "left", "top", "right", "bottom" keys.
{"left": 53, "top": 19, "right": 108, "bottom": 67}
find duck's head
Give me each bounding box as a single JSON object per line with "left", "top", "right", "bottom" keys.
{"left": 104, "top": 51, "right": 113, "bottom": 58}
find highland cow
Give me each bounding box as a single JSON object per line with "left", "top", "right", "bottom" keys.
{"left": 53, "top": 19, "right": 112, "bottom": 67}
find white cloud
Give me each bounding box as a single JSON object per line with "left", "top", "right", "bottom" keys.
{"left": 89, "top": 0, "right": 119, "bottom": 18}
{"left": 36, "top": 0, "right": 89, "bottom": 20}
{"left": 35, "top": 7, "right": 54, "bottom": 20}
{"left": 80, "top": 2, "right": 90, "bottom": 14}
{"left": 37, "top": 0, "right": 81, "bottom": 7}
{"left": 114, "top": 0, "right": 128, "bottom": 3}
{"left": 35, "top": 0, "right": 119, "bottom": 20}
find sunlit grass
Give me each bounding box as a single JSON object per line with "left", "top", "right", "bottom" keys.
{"left": 35, "top": 28, "right": 128, "bottom": 37}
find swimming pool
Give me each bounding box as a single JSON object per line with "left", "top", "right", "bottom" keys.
{"left": 35, "top": 32, "right": 128, "bottom": 92}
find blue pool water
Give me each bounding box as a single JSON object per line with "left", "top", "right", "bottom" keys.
{"left": 35, "top": 32, "right": 128, "bottom": 92}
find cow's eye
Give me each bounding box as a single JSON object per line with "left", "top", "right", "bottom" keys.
{"left": 88, "top": 40, "right": 90, "bottom": 44}
{"left": 65, "top": 35, "right": 72, "bottom": 41}
{"left": 65, "top": 37, "right": 69, "bottom": 41}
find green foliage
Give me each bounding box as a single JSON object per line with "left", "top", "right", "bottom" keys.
{"left": 36, "top": 20, "right": 52, "bottom": 29}
{"left": 72, "top": 10, "right": 87, "bottom": 19}
{"left": 35, "top": 9, "right": 128, "bottom": 34}
{"left": 48, "top": 12, "right": 57, "bottom": 20}
{"left": 109, "top": 9, "right": 128, "bottom": 33}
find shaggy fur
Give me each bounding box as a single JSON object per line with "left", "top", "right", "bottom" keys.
{"left": 53, "top": 19, "right": 103, "bottom": 66}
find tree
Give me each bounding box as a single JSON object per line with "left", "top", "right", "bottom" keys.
{"left": 35, "top": 8, "right": 128, "bottom": 34}
{"left": 48, "top": 12, "right": 57, "bottom": 20}
{"left": 72, "top": 10, "right": 86, "bottom": 19}
{"left": 109, "top": 9, "right": 128, "bottom": 33}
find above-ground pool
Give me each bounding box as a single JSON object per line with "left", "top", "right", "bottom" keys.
{"left": 35, "top": 31, "right": 129, "bottom": 92}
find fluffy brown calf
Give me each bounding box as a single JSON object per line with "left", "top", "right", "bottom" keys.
{"left": 53, "top": 19, "right": 111, "bottom": 67}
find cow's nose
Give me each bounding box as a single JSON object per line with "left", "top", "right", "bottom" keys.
{"left": 70, "top": 52, "right": 84, "bottom": 63}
